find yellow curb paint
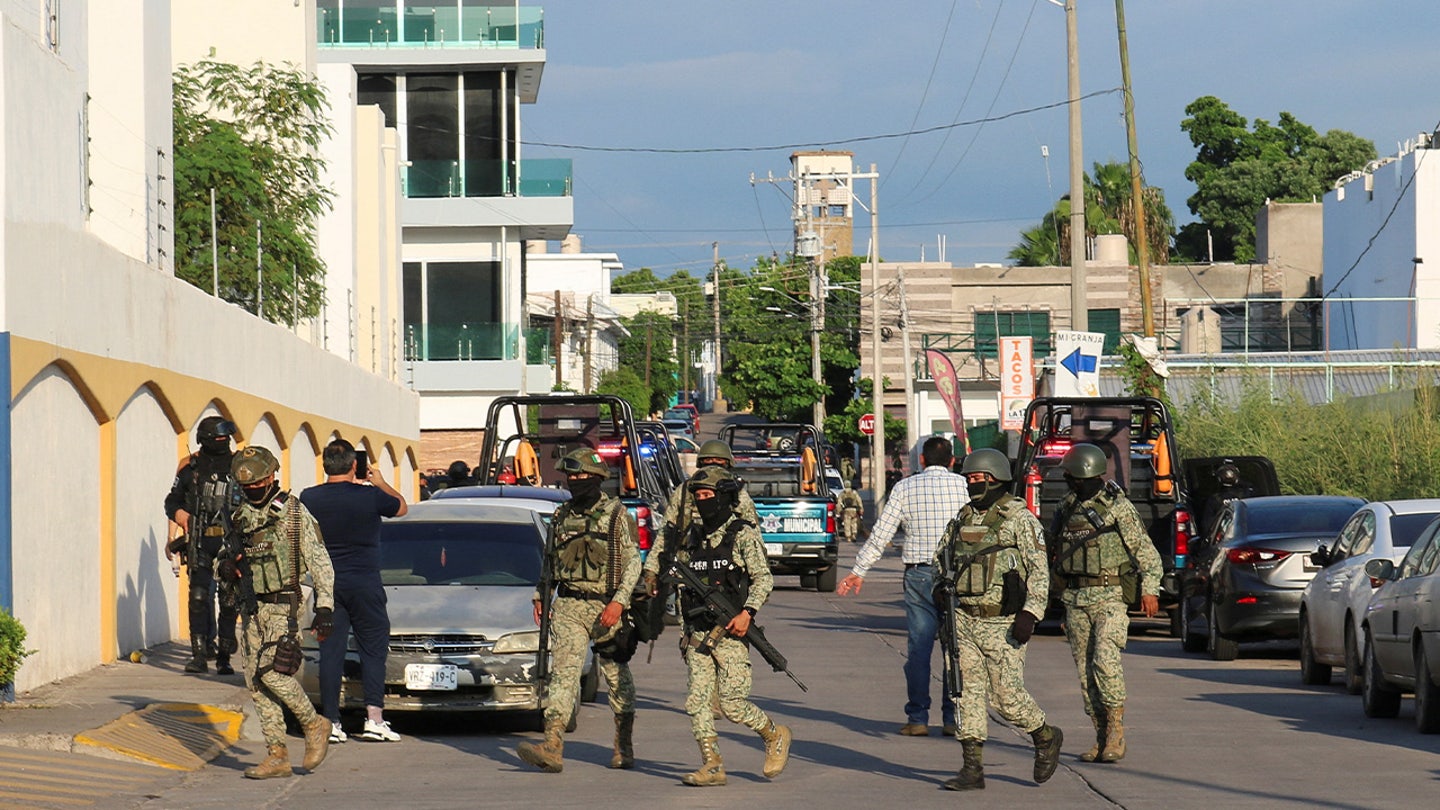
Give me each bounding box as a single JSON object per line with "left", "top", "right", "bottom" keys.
{"left": 73, "top": 703, "right": 243, "bottom": 772}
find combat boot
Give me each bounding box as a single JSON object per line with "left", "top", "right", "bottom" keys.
{"left": 609, "top": 712, "right": 635, "bottom": 769}
{"left": 682, "top": 737, "right": 726, "bottom": 787}
{"left": 183, "top": 635, "right": 208, "bottom": 674}
{"left": 757, "top": 719, "right": 792, "bottom": 778}
{"left": 1029, "top": 723, "right": 1064, "bottom": 784}
{"left": 301, "top": 714, "right": 330, "bottom": 771}
{"left": 1079, "top": 710, "right": 1106, "bottom": 763}
{"left": 943, "top": 739, "right": 985, "bottom": 791}
{"left": 516, "top": 721, "right": 565, "bottom": 773}
{"left": 1101, "top": 705, "right": 1126, "bottom": 762}
{"left": 243, "top": 745, "right": 292, "bottom": 779}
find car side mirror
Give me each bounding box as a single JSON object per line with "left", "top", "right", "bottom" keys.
{"left": 1310, "top": 545, "right": 1330, "bottom": 567}
{"left": 1364, "top": 558, "right": 1396, "bottom": 582}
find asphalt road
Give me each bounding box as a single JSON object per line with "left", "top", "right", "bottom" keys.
{"left": 136, "top": 540, "right": 1440, "bottom": 810}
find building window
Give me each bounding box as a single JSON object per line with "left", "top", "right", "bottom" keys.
{"left": 406, "top": 73, "right": 459, "bottom": 197}
{"left": 973, "top": 310, "right": 1051, "bottom": 359}
{"left": 1086, "top": 308, "right": 1121, "bottom": 354}
{"left": 403, "top": 260, "right": 506, "bottom": 361}
{"left": 357, "top": 74, "right": 397, "bottom": 128}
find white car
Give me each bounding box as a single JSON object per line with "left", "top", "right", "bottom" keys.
{"left": 1299, "top": 499, "right": 1440, "bottom": 692}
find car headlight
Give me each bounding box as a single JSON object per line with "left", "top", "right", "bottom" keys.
{"left": 492, "top": 631, "right": 540, "bottom": 654}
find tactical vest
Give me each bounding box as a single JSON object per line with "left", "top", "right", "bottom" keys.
{"left": 189, "top": 452, "right": 238, "bottom": 546}
{"left": 948, "top": 496, "right": 1023, "bottom": 597}
{"left": 553, "top": 499, "right": 623, "bottom": 586}
{"left": 242, "top": 493, "right": 296, "bottom": 595}
{"left": 1055, "top": 492, "right": 1121, "bottom": 578}
{"left": 679, "top": 520, "right": 751, "bottom": 630}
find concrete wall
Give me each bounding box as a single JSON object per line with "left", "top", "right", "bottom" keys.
{"left": 170, "top": 0, "right": 315, "bottom": 68}
{"left": 1255, "top": 201, "right": 1323, "bottom": 295}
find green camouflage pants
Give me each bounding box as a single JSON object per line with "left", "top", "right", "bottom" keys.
{"left": 543, "top": 597, "right": 635, "bottom": 726}
{"left": 1063, "top": 597, "right": 1131, "bottom": 716}
{"left": 955, "top": 613, "right": 1045, "bottom": 740}
{"left": 683, "top": 629, "right": 770, "bottom": 741}
{"left": 242, "top": 603, "right": 318, "bottom": 747}
{"left": 841, "top": 511, "right": 861, "bottom": 542}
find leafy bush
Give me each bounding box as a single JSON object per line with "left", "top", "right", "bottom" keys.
{"left": 0, "top": 607, "right": 34, "bottom": 686}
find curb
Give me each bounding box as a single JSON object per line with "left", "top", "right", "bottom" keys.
{"left": 74, "top": 702, "right": 245, "bottom": 771}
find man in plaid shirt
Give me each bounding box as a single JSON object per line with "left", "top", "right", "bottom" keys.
{"left": 838, "top": 436, "right": 969, "bottom": 736}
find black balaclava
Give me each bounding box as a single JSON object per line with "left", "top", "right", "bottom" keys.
{"left": 567, "top": 476, "right": 603, "bottom": 509}
{"left": 242, "top": 481, "right": 279, "bottom": 506}
{"left": 1066, "top": 475, "right": 1105, "bottom": 502}
{"left": 967, "top": 477, "right": 1007, "bottom": 510}
{"left": 694, "top": 489, "right": 734, "bottom": 533}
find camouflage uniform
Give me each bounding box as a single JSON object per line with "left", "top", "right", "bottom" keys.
{"left": 660, "top": 478, "right": 759, "bottom": 544}
{"left": 233, "top": 489, "right": 334, "bottom": 748}
{"left": 1052, "top": 485, "right": 1161, "bottom": 716}
{"left": 838, "top": 486, "right": 864, "bottom": 543}
{"left": 539, "top": 492, "right": 641, "bottom": 727}
{"left": 934, "top": 495, "right": 1050, "bottom": 742}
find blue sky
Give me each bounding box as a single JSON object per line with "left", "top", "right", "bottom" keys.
{"left": 524, "top": 1, "right": 1440, "bottom": 277}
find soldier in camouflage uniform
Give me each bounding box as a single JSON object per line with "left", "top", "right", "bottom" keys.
{"left": 224, "top": 446, "right": 335, "bottom": 780}
{"left": 1049, "top": 443, "right": 1162, "bottom": 764}
{"left": 642, "top": 465, "right": 792, "bottom": 787}
{"left": 933, "top": 448, "right": 1062, "bottom": 791}
{"left": 517, "top": 448, "right": 641, "bottom": 773}
{"left": 659, "top": 440, "right": 758, "bottom": 540}
{"left": 838, "top": 483, "right": 865, "bottom": 543}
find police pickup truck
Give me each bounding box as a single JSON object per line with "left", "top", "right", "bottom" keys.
{"left": 1014, "top": 396, "right": 1192, "bottom": 635}
{"left": 720, "top": 423, "right": 838, "bottom": 592}
{"left": 475, "top": 394, "right": 670, "bottom": 560}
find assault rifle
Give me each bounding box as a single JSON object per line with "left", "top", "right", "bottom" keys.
{"left": 664, "top": 561, "right": 807, "bottom": 692}
{"left": 933, "top": 521, "right": 965, "bottom": 700}
{"left": 201, "top": 477, "right": 252, "bottom": 615}
{"left": 535, "top": 518, "right": 557, "bottom": 686}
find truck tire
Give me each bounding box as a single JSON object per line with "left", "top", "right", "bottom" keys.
{"left": 817, "top": 566, "right": 837, "bottom": 593}
{"left": 800, "top": 573, "right": 818, "bottom": 590}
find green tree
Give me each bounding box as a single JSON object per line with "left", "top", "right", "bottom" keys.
{"left": 822, "top": 377, "right": 905, "bottom": 445}
{"left": 172, "top": 60, "right": 334, "bottom": 324}
{"left": 615, "top": 309, "right": 679, "bottom": 415}
{"left": 1009, "top": 161, "right": 1174, "bottom": 266}
{"left": 595, "top": 367, "right": 650, "bottom": 422}
{"left": 1177, "top": 96, "right": 1376, "bottom": 262}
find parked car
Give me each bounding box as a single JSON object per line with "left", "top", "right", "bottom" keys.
{"left": 1360, "top": 517, "right": 1440, "bottom": 731}
{"left": 299, "top": 500, "right": 596, "bottom": 728}
{"left": 428, "top": 484, "right": 570, "bottom": 522}
{"left": 1299, "top": 499, "right": 1440, "bottom": 691}
{"left": 1178, "top": 495, "right": 1365, "bottom": 660}
{"left": 662, "top": 417, "right": 694, "bottom": 440}
{"left": 666, "top": 403, "right": 701, "bottom": 433}
{"left": 672, "top": 435, "right": 700, "bottom": 454}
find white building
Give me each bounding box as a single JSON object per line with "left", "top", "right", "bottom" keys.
{"left": 1324, "top": 132, "right": 1440, "bottom": 350}
{"left": 1, "top": 1, "right": 417, "bottom": 693}
{"left": 525, "top": 238, "right": 629, "bottom": 393}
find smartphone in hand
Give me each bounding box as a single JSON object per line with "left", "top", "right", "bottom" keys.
{"left": 355, "top": 450, "right": 369, "bottom": 480}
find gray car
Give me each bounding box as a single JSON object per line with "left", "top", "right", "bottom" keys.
{"left": 1360, "top": 516, "right": 1440, "bottom": 732}
{"left": 300, "top": 500, "right": 596, "bottom": 725}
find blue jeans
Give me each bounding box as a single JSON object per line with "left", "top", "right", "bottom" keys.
{"left": 903, "top": 564, "right": 955, "bottom": 727}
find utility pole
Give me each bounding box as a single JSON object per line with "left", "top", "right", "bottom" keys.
{"left": 644, "top": 318, "right": 653, "bottom": 394}
{"left": 712, "top": 242, "right": 722, "bottom": 405}
{"left": 1115, "top": 0, "right": 1154, "bottom": 337}
{"left": 681, "top": 304, "right": 691, "bottom": 403}
{"left": 897, "top": 267, "right": 917, "bottom": 468}
{"left": 863, "top": 164, "right": 885, "bottom": 503}
{"left": 1065, "top": 0, "right": 1088, "bottom": 332}
{"left": 583, "top": 294, "right": 595, "bottom": 393}
{"left": 256, "top": 221, "right": 264, "bottom": 318}
{"left": 553, "top": 290, "right": 563, "bottom": 390}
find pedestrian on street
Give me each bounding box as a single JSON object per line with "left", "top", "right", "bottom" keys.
{"left": 299, "top": 440, "right": 408, "bottom": 744}
{"left": 163, "top": 415, "right": 241, "bottom": 675}
{"left": 933, "top": 448, "right": 1062, "bottom": 791}
{"left": 517, "top": 448, "right": 642, "bottom": 773}
{"left": 838, "top": 482, "right": 865, "bottom": 543}
{"left": 223, "top": 446, "right": 335, "bottom": 779}
{"left": 642, "top": 466, "right": 792, "bottom": 787}
{"left": 836, "top": 436, "right": 968, "bottom": 737}
{"left": 1048, "top": 443, "right": 1162, "bottom": 763}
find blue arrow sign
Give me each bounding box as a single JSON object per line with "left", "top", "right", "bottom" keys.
{"left": 1060, "top": 347, "right": 1098, "bottom": 377}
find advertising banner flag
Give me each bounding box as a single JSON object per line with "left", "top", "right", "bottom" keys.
{"left": 999, "top": 337, "right": 1034, "bottom": 431}
{"left": 925, "top": 349, "right": 969, "bottom": 453}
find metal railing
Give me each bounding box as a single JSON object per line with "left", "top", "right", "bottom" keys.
{"left": 401, "top": 158, "right": 572, "bottom": 199}
{"left": 405, "top": 322, "right": 519, "bottom": 362}
{"left": 317, "top": 1, "right": 544, "bottom": 50}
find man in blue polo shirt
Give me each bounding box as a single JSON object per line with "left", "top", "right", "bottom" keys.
{"left": 300, "top": 440, "right": 408, "bottom": 743}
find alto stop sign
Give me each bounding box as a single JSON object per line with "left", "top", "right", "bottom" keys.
{"left": 858, "top": 413, "right": 876, "bottom": 435}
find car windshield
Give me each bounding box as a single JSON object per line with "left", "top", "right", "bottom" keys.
{"left": 379, "top": 521, "right": 541, "bottom": 587}
{"left": 1244, "top": 502, "right": 1359, "bottom": 536}
{"left": 1389, "top": 512, "right": 1440, "bottom": 549}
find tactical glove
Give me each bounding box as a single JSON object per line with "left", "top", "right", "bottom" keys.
{"left": 310, "top": 607, "right": 335, "bottom": 642}
{"left": 216, "top": 556, "right": 244, "bottom": 583}
{"left": 1010, "top": 610, "right": 1039, "bottom": 644}
{"left": 642, "top": 571, "right": 659, "bottom": 597}
{"left": 165, "top": 535, "right": 188, "bottom": 557}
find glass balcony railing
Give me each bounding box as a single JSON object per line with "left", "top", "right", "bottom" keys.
{"left": 524, "top": 328, "right": 552, "bottom": 365}
{"left": 318, "top": 1, "right": 544, "bottom": 49}
{"left": 405, "top": 322, "right": 519, "bottom": 361}
{"left": 402, "top": 158, "right": 572, "bottom": 199}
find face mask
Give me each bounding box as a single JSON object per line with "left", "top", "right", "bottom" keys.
{"left": 243, "top": 481, "right": 278, "bottom": 506}
{"left": 567, "top": 476, "right": 603, "bottom": 508}
{"left": 200, "top": 437, "right": 231, "bottom": 456}
{"left": 1066, "top": 475, "right": 1104, "bottom": 502}
{"left": 967, "top": 479, "right": 1005, "bottom": 508}
{"left": 695, "top": 495, "right": 730, "bottom": 532}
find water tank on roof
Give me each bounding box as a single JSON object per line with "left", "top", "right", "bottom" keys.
{"left": 1093, "top": 234, "right": 1129, "bottom": 265}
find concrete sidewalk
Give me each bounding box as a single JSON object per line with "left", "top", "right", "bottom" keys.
{"left": 0, "top": 641, "right": 249, "bottom": 767}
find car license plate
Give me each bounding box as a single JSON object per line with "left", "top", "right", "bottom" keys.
{"left": 405, "top": 663, "right": 458, "bottom": 691}
{"left": 764, "top": 543, "right": 782, "bottom": 556}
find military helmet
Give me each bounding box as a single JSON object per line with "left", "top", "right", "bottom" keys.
{"left": 960, "top": 447, "right": 1013, "bottom": 482}
{"left": 696, "top": 440, "right": 734, "bottom": 465}
{"left": 197, "top": 416, "right": 237, "bottom": 442}
{"left": 1216, "top": 462, "right": 1240, "bottom": 487}
{"left": 556, "top": 447, "right": 610, "bottom": 479}
{"left": 688, "top": 464, "right": 742, "bottom": 494}
{"left": 232, "top": 445, "right": 279, "bottom": 484}
{"left": 1060, "top": 443, "right": 1108, "bottom": 479}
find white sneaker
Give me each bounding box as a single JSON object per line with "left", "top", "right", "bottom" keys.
{"left": 360, "top": 718, "right": 401, "bottom": 742}
{"left": 329, "top": 721, "right": 347, "bottom": 744}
